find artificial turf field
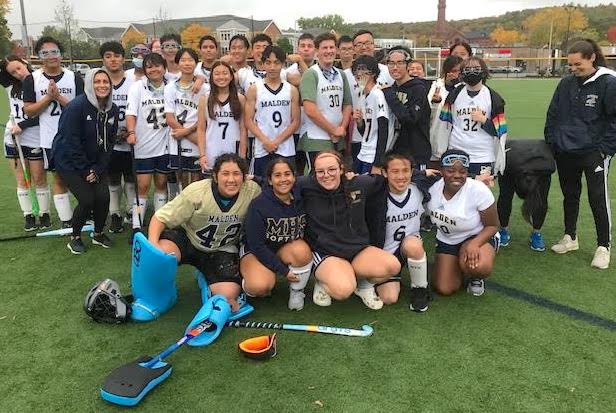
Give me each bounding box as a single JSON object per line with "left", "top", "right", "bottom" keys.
{"left": 1, "top": 78, "right": 615, "bottom": 412}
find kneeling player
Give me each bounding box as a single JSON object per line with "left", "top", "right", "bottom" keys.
{"left": 240, "top": 157, "right": 312, "bottom": 310}
{"left": 148, "top": 153, "right": 261, "bottom": 309}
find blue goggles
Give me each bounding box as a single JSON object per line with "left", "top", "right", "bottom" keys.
{"left": 441, "top": 153, "right": 470, "bottom": 168}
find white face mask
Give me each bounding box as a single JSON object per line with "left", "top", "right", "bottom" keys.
{"left": 132, "top": 58, "right": 143, "bottom": 69}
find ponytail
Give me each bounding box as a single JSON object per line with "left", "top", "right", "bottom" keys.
{"left": 568, "top": 39, "right": 606, "bottom": 68}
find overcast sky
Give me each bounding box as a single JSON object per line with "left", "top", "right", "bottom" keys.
{"left": 6, "top": 0, "right": 611, "bottom": 38}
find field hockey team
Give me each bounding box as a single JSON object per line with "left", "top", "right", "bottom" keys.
{"left": 2, "top": 31, "right": 614, "bottom": 313}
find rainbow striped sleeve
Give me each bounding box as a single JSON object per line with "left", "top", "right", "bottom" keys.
{"left": 491, "top": 113, "right": 508, "bottom": 138}
{"left": 439, "top": 102, "right": 453, "bottom": 124}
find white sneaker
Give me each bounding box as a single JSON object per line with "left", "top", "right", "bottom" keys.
{"left": 354, "top": 287, "right": 383, "bottom": 310}
{"left": 312, "top": 281, "right": 331, "bottom": 307}
{"left": 466, "top": 278, "right": 485, "bottom": 296}
{"left": 591, "top": 246, "right": 611, "bottom": 269}
{"left": 551, "top": 235, "right": 579, "bottom": 254}
{"left": 288, "top": 289, "right": 305, "bottom": 311}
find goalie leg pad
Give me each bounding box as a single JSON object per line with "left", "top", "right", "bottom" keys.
{"left": 186, "top": 295, "right": 231, "bottom": 347}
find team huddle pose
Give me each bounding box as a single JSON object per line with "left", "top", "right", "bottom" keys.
{"left": 1, "top": 30, "right": 614, "bottom": 316}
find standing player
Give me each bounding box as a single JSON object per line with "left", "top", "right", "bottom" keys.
{"left": 1, "top": 56, "right": 49, "bottom": 230}
{"left": 126, "top": 53, "right": 170, "bottom": 239}
{"left": 336, "top": 35, "right": 355, "bottom": 71}
{"left": 285, "top": 33, "right": 316, "bottom": 87}
{"left": 338, "top": 35, "right": 363, "bottom": 166}
{"left": 195, "top": 35, "right": 218, "bottom": 84}
{"left": 100, "top": 41, "right": 138, "bottom": 233}
{"left": 23, "top": 36, "right": 84, "bottom": 228}
{"left": 298, "top": 33, "right": 352, "bottom": 173}
{"left": 197, "top": 61, "right": 247, "bottom": 171}
{"left": 245, "top": 45, "right": 300, "bottom": 177}
{"left": 165, "top": 48, "right": 210, "bottom": 187}
{"left": 126, "top": 43, "right": 149, "bottom": 81}
{"left": 160, "top": 33, "right": 182, "bottom": 81}
{"left": 352, "top": 30, "right": 394, "bottom": 87}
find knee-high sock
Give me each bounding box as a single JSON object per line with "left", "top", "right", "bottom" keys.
{"left": 124, "top": 182, "right": 136, "bottom": 213}
{"left": 132, "top": 198, "right": 147, "bottom": 229}
{"left": 17, "top": 187, "right": 32, "bottom": 215}
{"left": 154, "top": 191, "right": 168, "bottom": 211}
{"left": 36, "top": 186, "right": 50, "bottom": 214}
{"left": 289, "top": 262, "right": 313, "bottom": 290}
{"left": 108, "top": 184, "right": 122, "bottom": 215}
{"left": 408, "top": 254, "right": 428, "bottom": 288}
{"left": 53, "top": 192, "right": 73, "bottom": 221}
{"left": 167, "top": 182, "right": 179, "bottom": 200}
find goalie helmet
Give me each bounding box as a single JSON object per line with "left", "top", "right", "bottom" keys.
{"left": 84, "top": 279, "right": 131, "bottom": 323}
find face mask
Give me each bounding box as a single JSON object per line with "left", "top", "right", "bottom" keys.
{"left": 132, "top": 58, "right": 143, "bottom": 69}
{"left": 462, "top": 67, "right": 484, "bottom": 86}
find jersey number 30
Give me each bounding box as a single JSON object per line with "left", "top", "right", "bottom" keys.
{"left": 196, "top": 223, "right": 241, "bottom": 249}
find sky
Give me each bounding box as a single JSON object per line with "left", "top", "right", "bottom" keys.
{"left": 5, "top": 0, "right": 612, "bottom": 38}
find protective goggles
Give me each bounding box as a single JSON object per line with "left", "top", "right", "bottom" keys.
{"left": 130, "top": 46, "right": 150, "bottom": 56}
{"left": 462, "top": 67, "right": 483, "bottom": 76}
{"left": 38, "top": 48, "right": 61, "bottom": 59}
{"left": 239, "top": 334, "right": 277, "bottom": 360}
{"left": 161, "top": 42, "right": 180, "bottom": 51}
{"left": 441, "top": 153, "right": 470, "bottom": 168}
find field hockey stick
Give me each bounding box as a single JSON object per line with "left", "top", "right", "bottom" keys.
{"left": 145, "top": 318, "right": 214, "bottom": 368}
{"left": 0, "top": 224, "right": 94, "bottom": 242}
{"left": 130, "top": 145, "right": 143, "bottom": 228}
{"left": 9, "top": 115, "right": 40, "bottom": 216}
{"left": 176, "top": 138, "right": 183, "bottom": 192}
{"left": 226, "top": 321, "right": 374, "bottom": 337}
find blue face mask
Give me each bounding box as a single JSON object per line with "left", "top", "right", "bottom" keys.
{"left": 132, "top": 58, "right": 143, "bottom": 69}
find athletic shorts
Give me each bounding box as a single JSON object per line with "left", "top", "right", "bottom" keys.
{"left": 468, "top": 162, "right": 494, "bottom": 178}
{"left": 108, "top": 150, "right": 134, "bottom": 180}
{"left": 168, "top": 155, "right": 201, "bottom": 172}
{"left": 43, "top": 148, "right": 55, "bottom": 171}
{"left": 160, "top": 227, "right": 240, "bottom": 285}
{"left": 435, "top": 234, "right": 500, "bottom": 256}
{"left": 134, "top": 154, "right": 170, "bottom": 174}
{"left": 4, "top": 143, "right": 44, "bottom": 160}
{"left": 252, "top": 154, "right": 295, "bottom": 178}
{"left": 311, "top": 246, "right": 368, "bottom": 272}
{"left": 355, "top": 160, "right": 373, "bottom": 175}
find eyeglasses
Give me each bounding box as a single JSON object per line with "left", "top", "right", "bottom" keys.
{"left": 353, "top": 41, "right": 373, "bottom": 48}
{"left": 315, "top": 166, "right": 340, "bottom": 178}
{"left": 387, "top": 60, "right": 407, "bottom": 68}
{"left": 161, "top": 43, "right": 180, "bottom": 51}
{"left": 130, "top": 46, "right": 151, "bottom": 56}
{"left": 462, "top": 67, "right": 483, "bottom": 76}
{"left": 441, "top": 154, "right": 470, "bottom": 168}
{"left": 38, "top": 48, "right": 61, "bottom": 59}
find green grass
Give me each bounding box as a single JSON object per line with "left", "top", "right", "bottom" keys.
{"left": 1, "top": 79, "right": 615, "bottom": 412}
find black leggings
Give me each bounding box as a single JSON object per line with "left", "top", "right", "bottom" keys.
{"left": 497, "top": 171, "right": 551, "bottom": 230}
{"left": 58, "top": 171, "right": 110, "bottom": 237}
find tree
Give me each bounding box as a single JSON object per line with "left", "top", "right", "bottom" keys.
{"left": 0, "top": 0, "right": 12, "bottom": 57}
{"left": 276, "top": 37, "right": 293, "bottom": 54}
{"left": 40, "top": 25, "right": 100, "bottom": 60}
{"left": 122, "top": 29, "right": 147, "bottom": 51}
{"left": 297, "top": 14, "right": 349, "bottom": 33}
{"left": 180, "top": 24, "right": 211, "bottom": 49}
{"left": 523, "top": 6, "right": 588, "bottom": 47}
{"left": 490, "top": 25, "right": 525, "bottom": 46}
{"left": 607, "top": 26, "right": 616, "bottom": 43}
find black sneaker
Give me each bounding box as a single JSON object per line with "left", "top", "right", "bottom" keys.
{"left": 24, "top": 214, "right": 38, "bottom": 232}
{"left": 92, "top": 232, "right": 112, "bottom": 248}
{"left": 67, "top": 237, "right": 86, "bottom": 254}
{"left": 109, "top": 213, "right": 124, "bottom": 233}
{"left": 128, "top": 228, "right": 142, "bottom": 246}
{"left": 409, "top": 287, "right": 430, "bottom": 313}
{"left": 61, "top": 219, "right": 72, "bottom": 229}
{"left": 39, "top": 213, "right": 51, "bottom": 229}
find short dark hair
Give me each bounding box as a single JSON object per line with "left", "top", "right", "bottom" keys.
{"left": 213, "top": 153, "right": 249, "bottom": 178}
{"left": 261, "top": 45, "right": 286, "bottom": 63}
{"left": 449, "top": 41, "right": 472, "bottom": 58}
{"left": 198, "top": 35, "right": 218, "bottom": 49}
{"left": 337, "top": 35, "right": 353, "bottom": 47}
{"left": 442, "top": 55, "right": 463, "bottom": 77}
{"left": 175, "top": 48, "right": 199, "bottom": 64}
{"left": 160, "top": 33, "right": 181, "bottom": 45}
{"left": 409, "top": 60, "right": 425, "bottom": 70}
{"left": 315, "top": 32, "right": 337, "bottom": 48}
{"left": 142, "top": 52, "right": 167, "bottom": 74}
{"left": 569, "top": 39, "right": 607, "bottom": 68}
{"left": 99, "top": 41, "right": 125, "bottom": 58}
{"left": 298, "top": 33, "right": 314, "bottom": 44}
{"left": 35, "top": 36, "right": 63, "bottom": 54}
{"left": 251, "top": 33, "right": 272, "bottom": 46}
{"left": 352, "top": 29, "right": 374, "bottom": 42}
{"left": 463, "top": 56, "right": 490, "bottom": 81}
{"left": 230, "top": 34, "right": 250, "bottom": 49}
{"left": 388, "top": 46, "right": 413, "bottom": 62}
{"left": 265, "top": 157, "right": 296, "bottom": 181}
{"left": 352, "top": 55, "right": 380, "bottom": 79}
{"left": 383, "top": 152, "right": 414, "bottom": 170}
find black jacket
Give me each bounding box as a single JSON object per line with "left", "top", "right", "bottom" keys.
{"left": 544, "top": 67, "right": 616, "bottom": 156}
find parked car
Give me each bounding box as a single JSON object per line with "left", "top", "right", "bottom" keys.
{"left": 68, "top": 63, "right": 90, "bottom": 77}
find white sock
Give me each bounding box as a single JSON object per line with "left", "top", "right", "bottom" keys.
{"left": 53, "top": 192, "right": 73, "bottom": 222}
{"left": 289, "top": 262, "right": 313, "bottom": 290}
{"left": 408, "top": 254, "right": 428, "bottom": 288}
{"left": 167, "top": 182, "right": 179, "bottom": 200}
{"left": 17, "top": 187, "right": 32, "bottom": 215}
{"left": 36, "top": 186, "right": 50, "bottom": 214}
{"left": 124, "top": 182, "right": 136, "bottom": 213}
{"left": 108, "top": 185, "right": 122, "bottom": 215}
{"left": 132, "top": 197, "right": 147, "bottom": 229}
{"left": 357, "top": 278, "right": 375, "bottom": 290}
{"left": 154, "top": 191, "right": 168, "bottom": 211}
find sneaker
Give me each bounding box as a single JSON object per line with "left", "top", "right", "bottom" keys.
{"left": 312, "top": 281, "right": 332, "bottom": 307}
{"left": 128, "top": 228, "right": 142, "bottom": 246}
{"left": 529, "top": 231, "right": 546, "bottom": 252}
{"left": 61, "top": 219, "right": 72, "bottom": 229}
{"left": 551, "top": 234, "right": 579, "bottom": 254}
{"left": 420, "top": 215, "right": 432, "bottom": 232}
{"left": 67, "top": 237, "right": 86, "bottom": 254}
{"left": 467, "top": 278, "right": 485, "bottom": 296}
{"left": 39, "top": 213, "right": 51, "bottom": 229}
{"left": 591, "top": 246, "right": 611, "bottom": 269}
{"left": 109, "top": 213, "right": 124, "bottom": 233}
{"left": 499, "top": 228, "right": 511, "bottom": 247}
{"left": 92, "top": 232, "right": 112, "bottom": 248}
{"left": 354, "top": 286, "right": 384, "bottom": 310}
{"left": 409, "top": 287, "right": 430, "bottom": 313}
{"left": 24, "top": 214, "right": 38, "bottom": 232}
{"left": 124, "top": 211, "right": 132, "bottom": 225}
{"left": 288, "top": 289, "right": 305, "bottom": 311}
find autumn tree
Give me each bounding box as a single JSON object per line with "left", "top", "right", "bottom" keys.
{"left": 122, "top": 29, "right": 147, "bottom": 51}
{"left": 490, "top": 25, "right": 525, "bottom": 46}
{"left": 523, "top": 6, "right": 588, "bottom": 47}
{"left": 607, "top": 26, "right": 616, "bottom": 44}
{"left": 181, "top": 24, "right": 211, "bottom": 49}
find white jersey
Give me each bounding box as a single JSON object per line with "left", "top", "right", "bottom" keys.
{"left": 237, "top": 65, "right": 287, "bottom": 95}
{"left": 165, "top": 70, "right": 181, "bottom": 82}
{"left": 343, "top": 68, "right": 364, "bottom": 144}
{"left": 377, "top": 63, "right": 395, "bottom": 88}
{"left": 164, "top": 80, "right": 209, "bottom": 157}
{"left": 304, "top": 64, "right": 345, "bottom": 141}
{"left": 384, "top": 185, "right": 424, "bottom": 253}
{"left": 126, "top": 79, "right": 169, "bottom": 159}
{"left": 194, "top": 62, "right": 212, "bottom": 84}
{"left": 449, "top": 86, "right": 495, "bottom": 163}
{"left": 3, "top": 86, "right": 40, "bottom": 148}
{"left": 204, "top": 95, "right": 242, "bottom": 167}
{"left": 32, "top": 69, "right": 77, "bottom": 148}
{"left": 426, "top": 178, "right": 494, "bottom": 245}
{"left": 358, "top": 87, "right": 389, "bottom": 163}
{"left": 111, "top": 75, "right": 136, "bottom": 152}
{"left": 253, "top": 80, "right": 295, "bottom": 158}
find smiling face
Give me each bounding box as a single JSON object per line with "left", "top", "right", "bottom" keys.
{"left": 251, "top": 40, "right": 270, "bottom": 62}
{"left": 215, "top": 161, "right": 244, "bottom": 198}
{"left": 93, "top": 72, "right": 111, "bottom": 100}
{"left": 269, "top": 161, "right": 295, "bottom": 198}
{"left": 144, "top": 62, "right": 165, "bottom": 83}
{"left": 230, "top": 39, "right": 248, "bottom": 66}
{"left": 316, "top": 40, "right": 337, "bottom": 68}
{"left": 568, "top": 52, "right": 596, "bottom": 77}
{"left": 441, "top": 162, "right": 468, "bottom": 193}
{"left": 408, "top": 62, "right": 425, "bottom": 78}
{"left": 353, "top": 33, "right": 375, "bottom": 57}
{"left": 383, "top": 158, "right": 412, "bottom": 194}
{"left": 211, "top": 64, "right": 233, "bottom": 89}
{"left": 387, "top": 51, "right": 409, "bottom": 81}
{"left": 39, "top": 41, "right": 62, "bottom": 71}
{"left": 314, "top": 153, "right": 342, "bottom": 191}
{"left": 178, "top": 51, "right": 197, "bottom": 75}
{"left": 161, "top": 40, "right": 180, "bottom": 62}
{"left": 6, "top": 60, "right": 30, "bottom": 81}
